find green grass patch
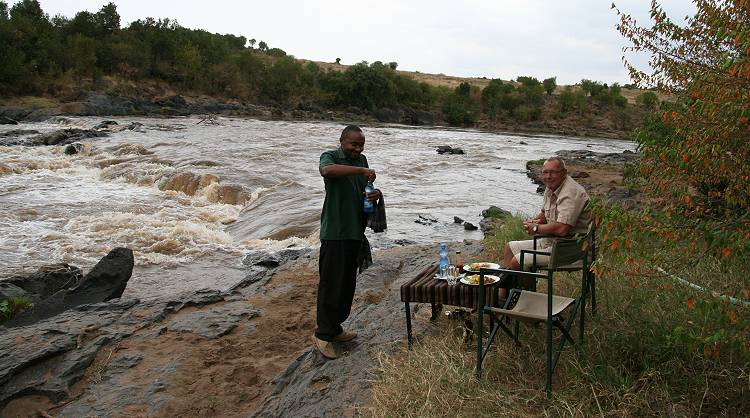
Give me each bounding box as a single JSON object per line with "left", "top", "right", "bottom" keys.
{"left": 0, "top": 297, "right": 33, "bottom": 325}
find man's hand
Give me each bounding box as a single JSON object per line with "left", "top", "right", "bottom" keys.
{"left": 363, "top": 168, "right": 376, "bottom": 182}
{"left": 523, "top": 220, "right": 538, "bottom": 235}
{"left": 365, "top": 188, "right": 381, "bottom": 203}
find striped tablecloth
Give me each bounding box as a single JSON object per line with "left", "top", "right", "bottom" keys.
{"left": 400, "top": 264, "right": 507, "bottom": 309}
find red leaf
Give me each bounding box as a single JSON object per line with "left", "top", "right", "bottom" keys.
{"left": 687, "top": 298, "right": 695, "bottom": 310}
{"left": 723, "top": 247, "right": 731, "bottom": 258}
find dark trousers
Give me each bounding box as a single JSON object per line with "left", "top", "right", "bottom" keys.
{"left": 315, "top": 239, "right": 361, "bottom": 341}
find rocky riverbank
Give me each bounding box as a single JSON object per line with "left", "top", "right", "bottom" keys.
{"left": 0, "top": 239, "right": 488, "bottom": 418}
{"left": 0, "top": 118, "right": 639, "bottom": 416}
{"left": 0, "top": 89, "right": 640, "bottom": 140}
{"left": 527, "top": 149, "right": 643, "bottom": 209}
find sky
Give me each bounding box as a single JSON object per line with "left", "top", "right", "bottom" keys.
{"left": 25, "top": 0, "right": 697, "bottom": 85}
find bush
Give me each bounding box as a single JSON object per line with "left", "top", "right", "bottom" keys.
{"left": 636, "top": 91, "right": 659, "bottom": 109}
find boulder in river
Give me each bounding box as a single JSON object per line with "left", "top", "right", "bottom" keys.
{"left": 4, "top": 248, "right": 134, "bottom": 328}
{"left": 63, "top": 142, "right": 84, "bottom": 155}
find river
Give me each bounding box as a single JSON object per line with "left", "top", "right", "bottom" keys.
{"left": 0, "top": 116, "right": 634, "bottom": 299}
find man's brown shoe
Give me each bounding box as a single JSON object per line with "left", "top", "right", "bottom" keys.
{"left": 333, "top": 330, "right": 357, "bottom": 342}
{"left": 314, "top": 336, "right": 338, "bottom": 359}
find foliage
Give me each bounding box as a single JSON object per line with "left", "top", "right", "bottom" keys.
{"left": 0, "top": 1, "right": 639, "bottom": 130}
{"left": 0, "top": 297, "right": 33, "bottom": 324}
{"left": 558, "top": 86, "right": 588, "bottom": 114}
{"left": 614, "top": 0, "right": 750, "bottom": 258}
{"left": 636, "top": 91, "right": 659, "bottom": 109}
{"left": 369, "top": 210, "right": 749, "bottom": 416}
{"left": 542, "top": 76, "right": 556, "bottom": 95}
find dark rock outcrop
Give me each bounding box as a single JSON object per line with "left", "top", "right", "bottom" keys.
{"left": 372, "top": 106, "right": 434, "bottom": 126}
{"left": 167, "top": 302, "right": 260, "bottom": 339}
{"left": 436, "top": 145, "right": 465, "bottom": 155}
{"left": 479, "top": 206, "right": 512, "bottom": 234}
{"left": 241, "top": 248, "right": 313, "bottom": 269}
{"left": 63, "top": 142, "right": 84, "bottom": 155}
{"left": 27, "top": 129, "right": 107, "bottom": 146}
{"left": 463, "top": 222, "right": 478, "bottom": 231}
{"left": 2, "top": 264, "right": 82, "bottom": 304}
{"left": 5, "top": 248, "right": 134, "bottom": 327}
{"left": 0, "top": 288, "right": 236, "bottom": 410}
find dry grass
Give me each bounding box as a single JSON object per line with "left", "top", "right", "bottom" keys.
{"left": 3, "top": 96, "right": 60, "bottom": 108}
{"left": 368, "top": 216, "right": 750, "bottom": 417}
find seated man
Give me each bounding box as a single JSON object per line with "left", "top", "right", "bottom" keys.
{"left": 503, "top": 156, "right": 592, "bottom": 271}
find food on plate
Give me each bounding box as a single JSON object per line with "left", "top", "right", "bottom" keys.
{"left": 468, "top": 262, "right": 493, "bottom": 271}
{"left": 465, "top": 274, "right": 495, "bottom": 285}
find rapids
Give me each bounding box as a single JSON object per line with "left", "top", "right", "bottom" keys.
{"left": 0, "top": 116, "right": 634, "bottom": 299}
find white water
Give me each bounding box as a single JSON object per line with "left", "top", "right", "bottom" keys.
{"left": 0, "top": 116, "right": 634, "bottom": 299}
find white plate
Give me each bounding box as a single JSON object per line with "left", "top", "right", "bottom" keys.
{"left": 463, "top": 262, "right": 501, "bottom": 272}
{"left": 460, "top": 274, "right": 501, "bottom": 286}
{"left": 434, "top": 273, "right": 465, "bottom": 280}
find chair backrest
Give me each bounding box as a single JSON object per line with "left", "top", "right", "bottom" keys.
{"left": 547, "top": 223, "right": 594, "bottom": 269}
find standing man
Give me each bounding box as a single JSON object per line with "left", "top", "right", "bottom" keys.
{"left": 315, "top": 125, "right": 381, "bottom": 359}
{"left": 503, "top": 156, "right": 592, "bottom": 271}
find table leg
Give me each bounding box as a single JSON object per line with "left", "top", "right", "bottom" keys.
{"left": 405, "top": 302, "right": 413, "bottom": 350}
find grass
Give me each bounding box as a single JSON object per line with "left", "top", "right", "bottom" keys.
{"left": 0, "top": 296, "right": 33, "bottom": 325}
{"left": 5, "top": 96, "right": 60, "bottom": 108}
{"left": 368, "top": 215, "right": 750, "bottom": 417}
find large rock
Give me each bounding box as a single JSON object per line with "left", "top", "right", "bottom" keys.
{"left": 27, "top": 129, "right": 107, "bottom": 146}
{"left": 480, "top": 206, "right": 512, "bottom": 234}
{"left": 5, "top": 248, "right": 134, "bottom": 327}
{"left": 2, "top": 264, "right": 82, "bottom": 302}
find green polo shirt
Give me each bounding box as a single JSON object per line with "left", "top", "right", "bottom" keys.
{"left": 319, "top": 147, "right": 369, "bottom": 241}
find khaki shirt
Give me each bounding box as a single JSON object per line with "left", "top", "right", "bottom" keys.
{"left": 543, "top": 175, "right": 591, "bottom": 236}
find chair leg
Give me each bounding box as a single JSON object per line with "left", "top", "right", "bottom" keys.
{"left": 405, "top": 302, "right": 413, "bottom": 350}
{"left": 590, "top": 273, "right": 597, "bottom": 316}
{"left": 579, "top": 271, "right": 588, "bottom": 345}
{"left": 480, "top": 320, "right": 504, "bottom": 364}
{"left": 546, "top": 317, "right": 553, "bottom": 398}
{"left": 475, "top": 306, "right": 484, "bottom": 377}
{"left": 430, "top": 302, "right": 441, "bottom": 320}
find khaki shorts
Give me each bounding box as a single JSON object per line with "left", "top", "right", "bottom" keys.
{"left": 508, "top": 239, "right": 551, "bottom": 268}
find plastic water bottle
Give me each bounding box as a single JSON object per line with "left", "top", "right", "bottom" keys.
{"left": 363, "top": 181, "right": 375, "bottom": 213}
{"left": 439, "top": 243, "right": 449, "bottom": 276}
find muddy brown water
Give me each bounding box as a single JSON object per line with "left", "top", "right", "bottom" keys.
{"left": 0, "top": 117, "right": 633, "bottom": 299}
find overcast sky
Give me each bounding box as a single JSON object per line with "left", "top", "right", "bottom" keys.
{"left": 27, "top": 0, "right": 696, "bottom": 85}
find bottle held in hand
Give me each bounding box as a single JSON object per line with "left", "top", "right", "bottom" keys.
{"left": 364, "top": 181, "right": 375, "bottom": 213}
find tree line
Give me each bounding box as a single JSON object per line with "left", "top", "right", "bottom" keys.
{"left": 0, "top": 0, "right": 653, "bottom": 127}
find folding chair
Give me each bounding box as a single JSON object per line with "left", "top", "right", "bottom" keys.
{"left": 475, "top": 231, "right": 590, "bottom": 397}
{"left": 529, "top": 223, "right": 597, "bottom": 339}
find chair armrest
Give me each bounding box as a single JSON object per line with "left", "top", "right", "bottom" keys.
{"left": 479, "top": 267, "right": 546, "bottom": 281}
{"left": 520, "top": 249, "right": 551, "bottom": 256}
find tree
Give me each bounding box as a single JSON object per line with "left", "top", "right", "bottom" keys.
{"left": 542, "top": 77, "right": 556, "bottom": 95}
{"left": 248, "top": 38, "right": 256, "bottom": 48}
{"left": 0, "top": 1, "right": 8, "bottom": 20}
{"left": 388, "top": 61, "right": 397, "bottom": 70}
{"left": 335, "top": 57, "right": 341, "bottom": 64}
{"left": 614, "top": 0, "right": 750, "bottom": 256}
{"left": 257, "top": 40, "right": 267, "bottom": 52}
{"left": 636, "top": 91, "right": 659, "bottom": 109}
{"left": 95, "top": 2, "right": 119, "bottom": 34}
